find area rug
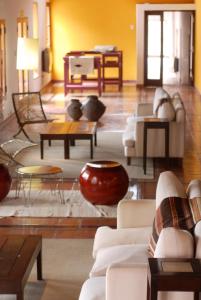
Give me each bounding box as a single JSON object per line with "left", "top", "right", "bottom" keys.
{"left": 15, "top": 131, "right": 154, "bottom": 179}
{"left": 0, "top": 189, "right": 119, "bottom": 218}
{"left": 0, "top": 238, "right": 93, "bottom": 300}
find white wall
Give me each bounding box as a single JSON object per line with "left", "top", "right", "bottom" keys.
{"left": 0, "top": 0, "right": 51, "bottom": 119}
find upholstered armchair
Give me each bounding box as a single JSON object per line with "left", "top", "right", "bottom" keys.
{"left": 79, "top": 171, "right": 201, "bottom": 300}
{"left": 122, "top": 88, "right": 186, "bottom": 165}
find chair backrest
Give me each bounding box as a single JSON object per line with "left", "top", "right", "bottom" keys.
{"left": 12, "top": 92, "right": 47, "bottom": 125}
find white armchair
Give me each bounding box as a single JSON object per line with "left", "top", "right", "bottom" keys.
{"left": 79, "top": 171, "right": 197, "bottom": 300}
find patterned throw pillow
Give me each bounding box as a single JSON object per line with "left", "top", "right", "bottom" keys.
{"left": 148, "top": 196, "right": 194, "bottom": 257}
{"left": 189, "top": 197, "right": 201, "bottom": 223}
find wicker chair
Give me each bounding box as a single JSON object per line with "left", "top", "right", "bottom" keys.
{"left": 12, "top": 92, "right": 54, "bottom": 142}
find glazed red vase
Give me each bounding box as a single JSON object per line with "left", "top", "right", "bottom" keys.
{"left": 79, "top": 161, "right": 129, "bottom": 205}
{"left": 0, "top": 164, "right": 12, "bottom": 201}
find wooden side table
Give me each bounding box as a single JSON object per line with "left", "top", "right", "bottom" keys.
{"left": 147, "top": 258, "right": 201, "bottom": 300}
{"left": 143, "top": 119, "right": 169, "bottom": 174}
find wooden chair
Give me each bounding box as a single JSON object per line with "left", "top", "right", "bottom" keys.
{"left": 12, "top": 92, "right": 54, "bottom": 142}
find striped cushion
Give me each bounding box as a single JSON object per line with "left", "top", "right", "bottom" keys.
{"left": 148, "top": 196, "right": 194, "bottom": 257}
{"left": 189, "top": 197, "right": 201, "bottom": 223}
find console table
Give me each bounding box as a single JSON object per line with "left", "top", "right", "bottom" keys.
{"left": 143, "top": 119, "right": 169, "bottom": 174}
{"left": 147, "top": 258, "right": 201, "bottom": 300}
{"left": 63, "top": 55, "right": 102, "bottom": 96}
{"left": 63, "top": 50, "right": 123, "bottom": 95}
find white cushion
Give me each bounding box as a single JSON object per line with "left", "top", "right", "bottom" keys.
{"left": 79, "top": 277, "right": 105, "bottom": 300}
{"left": 156, "top": 171, "right": 186, "bottom": 209}
{"left": 122, "top": 131, "right": 135, "bottom": 147}
{"left": 157, "top": 101, "right": 175, "bottom": 121}
{"left": 153, "top": 87, "right": 170, "bottom": 115}
{"left": 154, "top": 227, "right": 194, "bottom": 258}
{"left": 187, "top": 179, "right": 201, "bottom": 198}
{"left": 90, "top": 244, "right": 148, "bottom": 277}
{"left": 93, "top": 226, "right": 152, "bottom": 258}
{"left": 194, "top": 221, "right": 201, "bottom": 258}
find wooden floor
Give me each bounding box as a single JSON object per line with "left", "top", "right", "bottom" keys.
{"left": 0, "top": 83, "right": 200, "bottom": 238}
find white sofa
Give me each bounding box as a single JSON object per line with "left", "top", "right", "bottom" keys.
{"left": 122, "top": 88, "right": 186, "bottom": 165}
{"left": 79, "top": 171, "right": 201, "bottom": 300}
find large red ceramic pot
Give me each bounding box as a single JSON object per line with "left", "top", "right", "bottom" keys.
{"left": 79, "top": 161, "right": 129, "bottom": 205}
{"left": 0, "top": 164, "right": 12, "bottom": 201}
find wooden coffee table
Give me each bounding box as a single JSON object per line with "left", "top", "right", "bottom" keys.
{"left": 37, "top": 121, "right": 97, "bottom": 159}
{"left": 0, "top": 235, "right": 42, "bottom": 300}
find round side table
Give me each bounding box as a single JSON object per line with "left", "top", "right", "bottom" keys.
{"left": 16, "top": 165, "right": 64, "bottom": 205}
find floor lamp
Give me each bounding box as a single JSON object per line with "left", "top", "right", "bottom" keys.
{"left": 16, "top": 37, "right": 39, "bottom": 92}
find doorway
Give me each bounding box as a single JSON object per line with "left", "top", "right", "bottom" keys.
{"left": 144, "top": 11, "right": 194, "bottom": 86}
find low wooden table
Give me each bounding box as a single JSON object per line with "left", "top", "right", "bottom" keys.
{"left": 38, "top": 121, "right": 97, "bottom": 159}
{"left": 147, "top": 258, "right": 201, "bottom": 300}
{"left": 0, "top": 235, "right": 42, "bottom": 300}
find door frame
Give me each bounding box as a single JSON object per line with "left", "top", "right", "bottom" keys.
{"left": 136, "top": 3, "right": 196, "bottom": 86}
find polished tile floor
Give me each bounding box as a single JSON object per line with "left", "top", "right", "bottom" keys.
{"left": 0, "top": 83, "right": 200, "bottom": 237}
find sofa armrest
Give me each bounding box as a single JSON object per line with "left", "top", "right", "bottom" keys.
{"left": 117, "top": 200, "right": 155, "bottom": 228}
{"left": 106, "top": 263, "right": 148, "bottom": 300}
{"left": 92, "top": 226, "right": 152, "bottom": 258}
{"left": 137, "top": 103, "right": 153, "bottom": 116}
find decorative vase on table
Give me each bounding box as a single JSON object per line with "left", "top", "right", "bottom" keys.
{"left": 67, "top": 99, "right": 83, "bottom": 121}
{"left": 79, "top": 161, "right": 129, "bottom": 205}
{"left": 81, "top": 95, "right": 106, "bottom": 121}
{"left": 0, "top": 164, "right": 12, "bottom": 201}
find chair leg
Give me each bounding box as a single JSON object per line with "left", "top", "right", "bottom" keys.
{"left": 127, "top": 157, "right": 131, "bottom": 165}
{"left": 13, "top": 127, "right": 23, "bottom": 139}
{"left": 20, "top": 127, "right": 35, "bottom": 143}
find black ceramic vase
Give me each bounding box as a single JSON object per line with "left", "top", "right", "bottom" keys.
{"left": 67, "top": 99, "right": 83, "bottom": 121}
{"left": 81, "top": 95, "right": 106, "bottom": 121}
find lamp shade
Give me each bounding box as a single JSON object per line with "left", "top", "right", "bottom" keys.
{"left": 16, "top": 37, "right": 39, "bottom": 70}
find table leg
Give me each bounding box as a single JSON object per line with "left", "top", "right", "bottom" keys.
{"left": 64, "top": 137, "right": 70, "bottom": 159}
{"left": 90, "top": 136, "right": 93, "bottom": 159}
{"left": 143, "top": 126, "right": 147, "bottom": 174}
{"left": 94, "top": 132, "right": 97, "bottom": 146}
{"left": 40, "top": 138, "right": 44, "bottom": 159}
{"left": 17, "top": 291, "right": 24, "bottom": 300}
{"left": 37, "top": 250, "right": 43, "bottom": 280}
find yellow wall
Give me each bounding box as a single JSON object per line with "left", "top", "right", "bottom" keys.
{"left": 195, "top": 0, "right": 201, "bottom": 93}
{"left": 51, "top": 0, "right": 194, "bottom": 81}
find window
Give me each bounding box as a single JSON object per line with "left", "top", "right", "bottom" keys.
{"left": 17, "top": 16, "right": 28, "bottom": 93}
{"left": 33, "top": 2, "right": 39, "bottom": 78}
{"left": 46, "top": 3, "right": 51, "bottom": 48}
{"left": 0, "top": 20, "right": 6, "bottom": 96}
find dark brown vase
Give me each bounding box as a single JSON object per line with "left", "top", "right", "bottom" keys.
{"left": 0, "top": 164, "right": 12, "bottom": 201}
{"left": 67, "top": 99, "right": 82, "bottom": 120}
{"left": 81, "top": 95, "right": 106, "bottom": 121}
{"left": 79, "top": 161, "right": 129, "bottom": 205}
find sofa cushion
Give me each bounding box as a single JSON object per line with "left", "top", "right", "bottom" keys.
{"left": 187, "top": 179, "right": 201, "bottom": 223}
{"left": 122, "top": 130, "right": 135, "bottom": 147}
{"left": 154, "top": 227, "right": 194, "bottom": 258}
{"left": 93, "top": 226, "right": 152, "bottom": 258}
{"left": 148, "top": 196, "right": 194, "bottom": 257}
{"left": 79, "top": 277, "right": 105, "bottom": 300}
{"left": 153, "top": 87, "right": 171, "bottom": 115}
{"left": 90, "top": 244, "right": 148, "bottom": 277}
{"left": 194, "top": 221, "right": 201, "bottom": 258}
{"left": 156, "top": 99, "right": 175, "bottom": 121}
{"left": 156, "top": 171, "right": 186, "bottom": 209}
